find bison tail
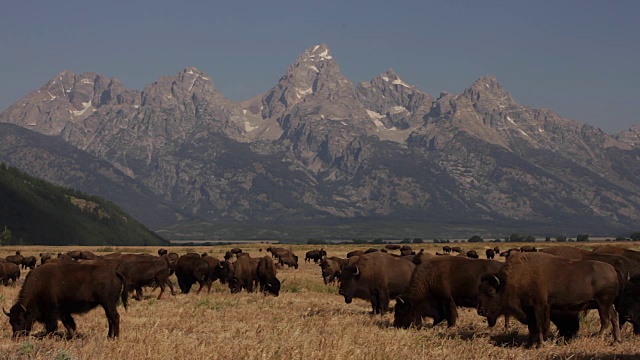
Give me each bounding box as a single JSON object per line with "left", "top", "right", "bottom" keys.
{"left": 116, "top": 272, "right": 128, "bottom": 311}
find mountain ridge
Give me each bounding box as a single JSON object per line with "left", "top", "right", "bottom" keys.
{"left": 1, "top": 44, "right": 639, "bottom": 238}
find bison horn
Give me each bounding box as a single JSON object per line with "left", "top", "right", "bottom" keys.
{"left": 396, "top": 297, "right": 405, "bottom": 305}
{"left": 491, "top": 275, "right": 500, "bottom": 287}
{"left": 3, "top": 307, "right": 9, "bottom": 316}
{"left": 354, "top": 267, "right": 360, "bottom": 277}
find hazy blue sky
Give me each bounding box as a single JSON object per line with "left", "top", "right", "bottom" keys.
{"left": 1, "top": 1, "right": 638, "bottom": 133}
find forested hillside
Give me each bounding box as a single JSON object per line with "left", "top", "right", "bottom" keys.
{"left": 0, "top": 163, "right": 168, "bottom": 245}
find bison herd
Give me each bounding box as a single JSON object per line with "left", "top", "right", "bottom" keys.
{"left": 3, "top": 243, "right": 640, "bottom": 349}
{"left": 1, "top": 248, "right": 289, "bottom": 339}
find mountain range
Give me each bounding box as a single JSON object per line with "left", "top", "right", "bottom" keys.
{"left": 1, "top": 44, "right": 639, "bottom": 239}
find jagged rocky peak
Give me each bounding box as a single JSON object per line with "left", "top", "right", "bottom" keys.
{"left": 261, "top": 44, "right": 366, "bottom": 122}
{"left": 141, "top": 66, "right": 220, "bottom": 107}
{"left": 615, "top": 124, "right": 640, "bottom": 147}
{"left": 463, "top": 75, "right": 513, "bottom": 103}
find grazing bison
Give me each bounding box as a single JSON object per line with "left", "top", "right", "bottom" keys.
{"left": 500, "top": 248, "right": 520, "bottom": 258}
{"left": 477, "top": 252, "right": 621, "bottom": 347}
{"left": 394, "top": 256, "right": 503, "bottom": 328}
{"left": 279, "top": 255, "right": 299, "bottom": 269}
{"left": 385, "top": 244, "right": 401, "bottom": 251}
{"left": 520, "top": 246, "right": 537, "bottom": 252}
{"left": 117, "top": 258, "right": 174, "bottom": 300}
{"left": 0, "top": 259, "right": 21, "bottom": 285}
{"left": 617, "top": 276, "right": 640, "bottom": 335}
{"left": 401, "top": 249, "right": 416, "bottom": 256}
{"left": 443, "top": 246, "right": 452, "bottom": 253}
{"left": 39, "top": 252, "right": 51, "bottom": 265}
{"left": 339, "top": 252, "right": 415, "bottom": 315}
{"left": 305, "top": 249, "right": 326, "bottom": 263}
{"left": 21, "top": 256, "right": 37, "bottom": 270}
{"left": 175, "top": 254, "right": 209, "bottom": 294}
{"left": 257, "top": 256, "right": 281, "bottom": 296}
{"left": 451, "top": 246, "right": 462, "bottom": 253}
{"left": 485, "top": 249, "right": 495, "bottom": 259}
{"left": 158, "top": 248, "right": 168, "bottom": 257}
{"left": 364, "top": 248, "right": 379, "bottom": 254}
{"left": 466, "top": 250, "right": 479, "bottom": 259}
{"left": 4, "top": 262, "right": 127, "bottom": 338}
{"left": 229, "top": 255, "right": 259, "bottom": 293}
{"left": 5, "top": 251, "right": 24, "bottom": 266}
{"left": 319, "top": 257, "right": 346, "bottom": 285}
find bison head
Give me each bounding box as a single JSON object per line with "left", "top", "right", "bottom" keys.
{"left": 264, "top": 278, "right": 281, "bottom": 297}
{"left": 338, "top": 266, "right": 360, "bottom": 303}
{"left": 618, "top": 280, "right": 640, "bottom": 326}
{"left": 477, "top": 273, "right": 504, "bottom": 327}
{"left": 4, "top": 304, "right": 33, "bottom": 337}
{"left": 393, "top": 296, "right": 421, "bottom": 328}
{"left": 393, "top": 296, "right": 444, "bottom": 328}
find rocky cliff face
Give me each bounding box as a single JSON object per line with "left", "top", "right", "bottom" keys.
{"left": 1, "top": 44, "right": 639, "bottom": 235}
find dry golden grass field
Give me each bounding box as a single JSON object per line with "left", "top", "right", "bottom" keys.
{"left": 1, "top": 242, "right": 640, "bottom": 360}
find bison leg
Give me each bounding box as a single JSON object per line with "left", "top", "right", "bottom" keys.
{"left": 524, "top": 306, "right": 545, "bottom": 348}
{"left": 246, "top": 279, "right": 254, "bottom": 293}
{"left": 446, "top": 297, "right": 458, "bottom": 327}
{"left": 378, "top": 291, "right": 390, "bottom": 315}
{"left": 60, "top": 313, "right": 77, "bottom": 339}
{"left": 166, "top": 278, "right": 175, "bottom": 296}
{"left": 156, "top": 280, "right": 166, "bottom": 300}
{"left": 43, "top": 315, "right": 59, "bottom": 335}
{"left": 608, "top": 305, "right": 621, "bottom": 343}
{"left": 195, "top": 279, "right": 205, "bottom": 295}
{"left": 103, "top": 305, "right": 120, "bottom": 338}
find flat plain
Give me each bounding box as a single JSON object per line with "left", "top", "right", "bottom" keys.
{"left": 1, "top": 242, "right": 639, "bottom": 360}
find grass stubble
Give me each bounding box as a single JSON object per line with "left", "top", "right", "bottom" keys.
{"left": 1, "top": 243, "right": 640, "bottom": 359}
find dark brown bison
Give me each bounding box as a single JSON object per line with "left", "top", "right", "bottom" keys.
{"left": 394, "top": 256, "right": 503, "bottom": 328}
{"left": 466, "top": 250, "right": 479, "bottom": 259}
{"left": 39, "top": 252, "right": 51, "bottom": 265}
{"left": 21, "top": 256, "right": 37, "bottom": 270}
{"left": 257, "top": 256, "right": 280, "bottom": 296}
{"left": 499, "top": 248, "right": 520, "bottom": 258}
{"left": 319, "top": 256, "right": 347, "bottom": 285}
{"left": 65, "top": 250, "right": 83, "bottom": 260}
{"left": 520, "top": 246, "right": 537, "bottom": 252}
{"left": 0, "top": 259, "right": 21, "bottom": 285}
{"left": 279, "top": 255, "right": 298, "bottom": 269}
{"left": 401, "top": 249, "right": 416, "bottom": 257}
{"left": 451, "top": 246, "right": 462, "bottom": 253}
{"left": 3, "top": 262, "right": 127, "bottom": 338}
{"left": 158, "top": 248, "right": 168, "bottom": 256}
{"left": 593, "top": 245, "right": 640, "bottom": 265}
{"left": 230, "top": 248, "right": 243, "bottom": 255}
{"left": 117, "top": 258, "right": 174, "bottom": 300}
{"left": 5, "top": 251, "right": 24, "bottom": 266}
{"left": 385, "top": 244, "right": 401, "bottom": 251}
{"left": 400, "top": 245, "right": 412, "bottom": 252}
{"left": 228, "top": 255, "right": 259, "bottom": 293}
{"left": 364, "top": 248, "right": 379, "bottom": 254}
{"left": 410, "top": 250, "right": 436, "bottom": 266}
{"left": 485, "top": 249, "right": 495, "bottom": 259}
{"left": 442, "top": 246, "right": 452, "bottom": 253}
{"left": 339, "top": 252, "right": 415, "bottom": 315}
{"left": 201, "top": 255, "right": 225, "bottom": 293}
{"left": 346, "top": 250, "right": 365, "bottom": 258}
{"left": 175, "top": 253, "right": 209, "bottom": 294}
{"left": 493, "top": 246, "right": 500, "bottom": 254}
{"left": 305, "top": 249, "right": 326, "bottom": 263}
{"left": 477, "top": 252, "right": 621, "bottom": 347}
{"left": 539, "top": 245, "right": 590, "bottom": 259}
{"left": 617, "top": 275, "right": 640, "bottom": 335}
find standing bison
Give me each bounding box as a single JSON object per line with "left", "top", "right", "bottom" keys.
{"left": 394, "top": 256, "right": 503, "bottom": 328}
{"left": 339, "top": 252, "right": 415, "bottom": 315}
{"left": 305, "top": 249, "right": 326, "bottom": 263}
{"left": 175, "top": 253, "right": 209, "bottom": 294}
{"left": 4, "top": 262, "right": 127, "bottom": 338}
{"left": 477, "top": 252, "right": 621, "bottom": 347}
{"left": 485, "top": 249, "right": 495, "bottom": 259}
{"left": 257, "top": 256, "right": 281, "bottom": 296}
{"left": 0, "top": 259, "right": 20, "bottom": 285}
{"left": 319, "top": 257, "right": 346, "bottom": 285}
